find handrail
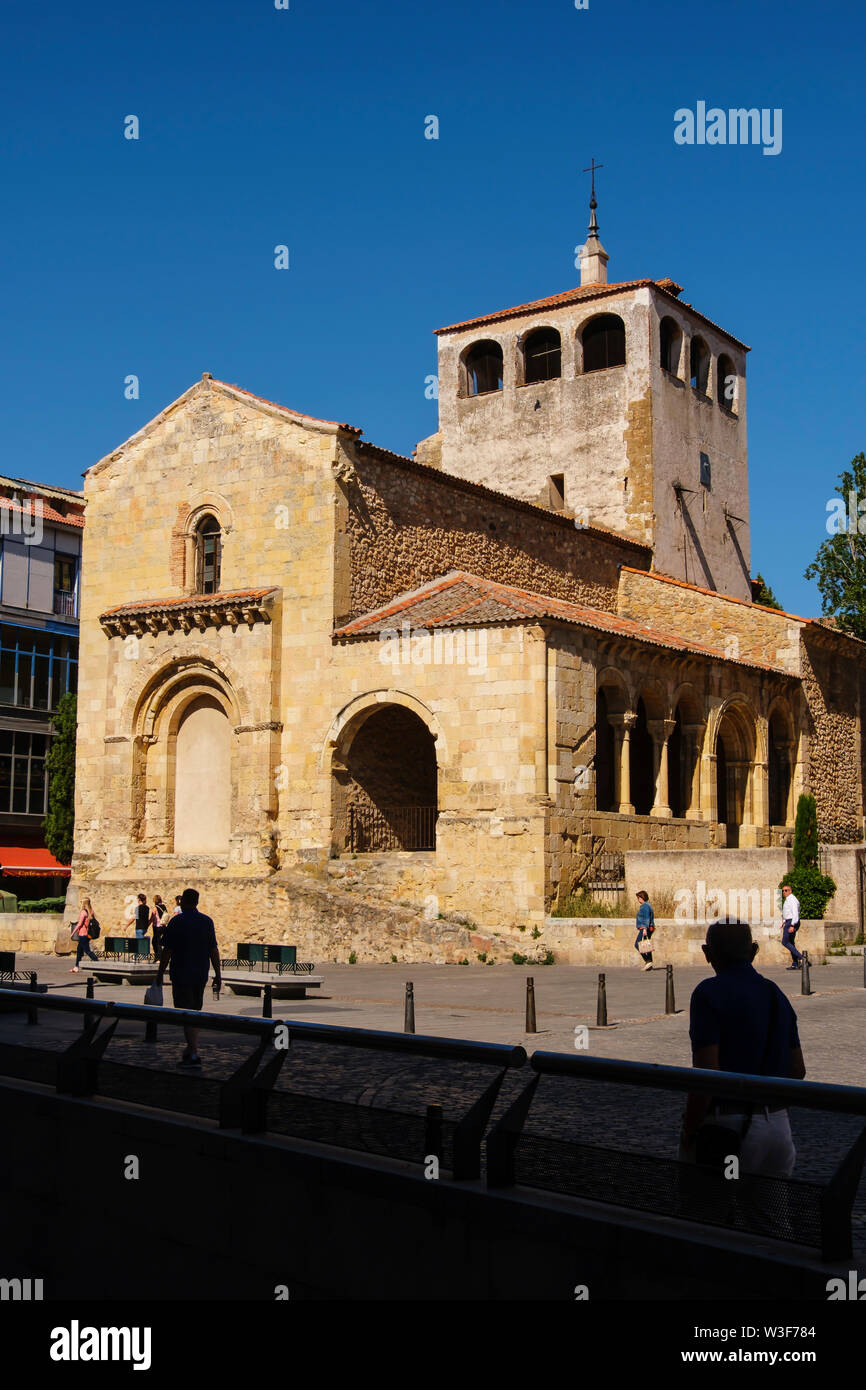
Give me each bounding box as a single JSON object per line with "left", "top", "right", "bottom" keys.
{"left": 0, "top": 988, "right": 526, "bottom": 1069}
{"left": 530, "top": 1051, "right": 866, "bottom": 1115}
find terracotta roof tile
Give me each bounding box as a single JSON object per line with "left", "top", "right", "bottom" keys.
{"left": 620, "top": 568, "right": 807, "bottom": 623}
{"left": 333, "top": 571, "right": 791, "bottom": 674}
{"left": 0, "top": 496, "right": 84, "bottom": 529}
{"left": 101, "top": 588, "right": 276, "bottom": 618}
{"left": 435, "top": 279, "right": 749, "bottom": 352}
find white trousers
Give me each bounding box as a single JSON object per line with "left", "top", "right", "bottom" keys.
{"left": 679, "top": 1109, "right": 796, "bottom": 1177}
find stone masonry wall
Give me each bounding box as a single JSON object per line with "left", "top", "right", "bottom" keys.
{"left": 345, "top": 447, "right": 647, "bottom": 624}
{"left": 617, "top": 567, "right": 798, "bottom": 668}
{"left": 799, "top": 634, "right": 863, "bottom": 841}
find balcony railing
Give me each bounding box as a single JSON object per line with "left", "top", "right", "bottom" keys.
{"left": 348, "top": 803, "right": 437, "bottom": 852}
{"left": 52, "top": 590, "right": 76, "bottom": 618}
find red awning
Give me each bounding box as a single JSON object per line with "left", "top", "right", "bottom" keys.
{"left": 0, "top": 847, "right": 71, "bottom": 877}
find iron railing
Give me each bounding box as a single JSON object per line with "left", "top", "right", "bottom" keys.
{"left": 584, "top": 850, "right": 626, "bottom": 906}
{"left": 348, "top": 803, "right": 437, "bottom": 852}
{"left": 52, "top": 589, "right": 76, "bottom": 618}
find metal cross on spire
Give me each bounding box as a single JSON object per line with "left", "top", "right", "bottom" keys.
{"left": 582, "top": 158, "right": 604, "bottom": 209}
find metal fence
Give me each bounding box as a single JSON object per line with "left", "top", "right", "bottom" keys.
{"left": 583, "top": 850, "right": 626, "bottom": 907}
{"left": 348, "top": 803, "right": 437, "bottom": 852}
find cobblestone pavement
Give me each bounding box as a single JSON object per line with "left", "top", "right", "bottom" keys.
{"left": 3, "top": 953, "right": 865, "bottom": 1256}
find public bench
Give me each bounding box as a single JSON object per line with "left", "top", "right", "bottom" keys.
{"left": 219, "top": 943, "right": 322, "bottom": 999}
{"left": 0, "top": 951, "right": 36, "bottom": 984}
{"left": 89, "top": 936, "right": 158, "bottom": 985}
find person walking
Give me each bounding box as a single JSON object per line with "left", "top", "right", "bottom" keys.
{"left": 170, "top": 895, "right": 182, "bottom": 919}
{"left": 634, "top": 890, "right": 655, "bottom": 971}
{"left": 70, "top": 897, "right": 98, "bottom": 972}
{"left": 155, "top": 888, "right": 222, "bottom": 1068}
{"left": 134, "top": 893, "right": 152, "bottom": 942}
{"left": 780, "top": 884, "right": 803, "bottom": 969}
{"left": 679, "top": 918, "right": 805, "bottom": 1178}
{"left": 152, "top": 895, "right": 168, "bottom": 956}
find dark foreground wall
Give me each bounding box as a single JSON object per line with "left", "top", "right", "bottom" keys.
{"left": 0, "top": 1080, "right": 835, "bottom": 1301}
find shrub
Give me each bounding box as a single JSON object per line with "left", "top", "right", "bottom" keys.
{"left": 793, "top": 794, "right": 820, "bottom": 868}
{"left": 348, "top": 951, "right": 357, "bottom": 964}
{"left": 512, "top": 952, "right": 528, "bottom": 965}
{"left": 779, "top": 794, "right": 836, "bottom": 919}
{"left": 18, "top": 897, "right": 65, "bottom": 914}
{"left": 44, "top": 693, "right": 77, "bottom": 866}
{"left": 552, "top": 892, "right": 621, "bottom": 919}
{"left": 780, "top": 864, "right": 837, "bottom": 920}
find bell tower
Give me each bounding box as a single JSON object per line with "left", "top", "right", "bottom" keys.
{"left": 416, "top": 174, "right": 752, "bottom": 600}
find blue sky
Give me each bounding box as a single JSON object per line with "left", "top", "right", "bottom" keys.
{"left": 1, "top": 0, "right": 863, "bottom": 615}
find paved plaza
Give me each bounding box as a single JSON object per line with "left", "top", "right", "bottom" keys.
{"left": 14, "top": 950, "right": 866, "bottom": 1084}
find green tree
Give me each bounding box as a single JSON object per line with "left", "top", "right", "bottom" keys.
{"left": 753, "top": 573, "right": 782, "bottom": 610}
{"left": 778, "top": 793, "right": 836, "bottom": 920}
{"left": 804, "top": 452, "right": 866, "bottom": 639}
{"left": 44, "top": 692, "right": 77, "bottom": 865}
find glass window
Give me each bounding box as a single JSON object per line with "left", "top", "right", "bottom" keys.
{"left": 0, "top": 753, "right": 10, "bottom": 811}
{"left": 0, "top": 647, "right": 14, "bottom": 704}
{"left": 28, "top": 759, "right": 45, "bottom": 814}
{"left": 54, "top": 557, "right": 75, "bottom": 592}
{"left": 33, "top": 652, "right": 50, "bottom": 709}
{"left": 12, "top": 756, "right": 28, "bottom": 813}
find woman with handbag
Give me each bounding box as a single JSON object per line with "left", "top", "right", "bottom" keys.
{"left": 635, "top": 890, "right": 655, "bottom": 971}
{"left": 70, "top": 897, "right": 98, "bottom": 972}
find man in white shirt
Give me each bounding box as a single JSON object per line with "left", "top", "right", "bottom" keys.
{"left": 780, "top": 884, "right": 803, "bottom": 970}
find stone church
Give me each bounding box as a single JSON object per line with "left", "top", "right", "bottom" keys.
{"left": 67, "top": 203, "right": 866, "bottom": 958}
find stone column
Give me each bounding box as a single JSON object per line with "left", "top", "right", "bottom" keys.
{"left": 749, "top": 755, "right": 769, "bottom": 847}
{"left": 648, "top": 718, "right": 675, "bottom": 818}
{"left": 611, "top": 712, "right": 636, "bottom": 816}
{"left": 684, "top": 722, "right": 705, "bottom": 819}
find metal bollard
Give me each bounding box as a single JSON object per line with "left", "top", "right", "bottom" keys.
{"left": 404, "top": 981, "right": 415, "bottom": 1034}
{"left": 596, "top": 972, "right": 608, "bottom": 1028}
{"left": 27, "top": 971, "right": 38, "bottom": 1026}
{"left": 801, "top": 951, "right": 812, "bottom": 996}
{"left": 262, "top": 983, "right": 273, "bottom": 1019}
{"left": 665, "top": 964, "right": 676, "bottom": 1016}
{"left": 83, "top": 976, "right": 95, "bottom": 1032}
{"left": 525, "top": 976, "right": 537, "bottom": 1033}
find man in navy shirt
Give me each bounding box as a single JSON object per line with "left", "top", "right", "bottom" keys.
{"left": 155, "top": 888, "right": 221, "bottom": 1068}
{"left": 680, "top": 918, "right": 805, "bottom": 1177}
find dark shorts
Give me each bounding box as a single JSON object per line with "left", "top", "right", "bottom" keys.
{"left": 171, "top": 981, "right": 206, "bottom": 1011}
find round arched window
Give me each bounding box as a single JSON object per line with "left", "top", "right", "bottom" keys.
{"left": 464, "top": 341, "right": 504, "bottom": 396}
{"left": 581, "top": 314, "right": 626, "bottom": 373}
{"left": 524, "top": 327, "right": 561, "bottom": 384}
{"left": 195, "top": 515, "right": 222, "bottom": 595}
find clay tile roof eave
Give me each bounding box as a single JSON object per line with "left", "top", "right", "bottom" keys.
{"left": 100, "top": 588, "right": 277, "bottom": 618}
{"left": 332, "top": 571, "right": 793, "bottom": 675}
{"left": 434, "top": 278, "right": 749, "bottom": 352}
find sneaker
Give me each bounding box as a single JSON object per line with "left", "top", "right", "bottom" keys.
{"left": 785, "top": 965, "right": 800, "bottom": 971}
{"left": 70, "top": 966, "right": 79, "bottom": 973}
{"left": 185, "top": 1054, "right": 202, "bottom": 1067}
{"left": 643, "top": 962, "right": 653, "bottom": 971}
